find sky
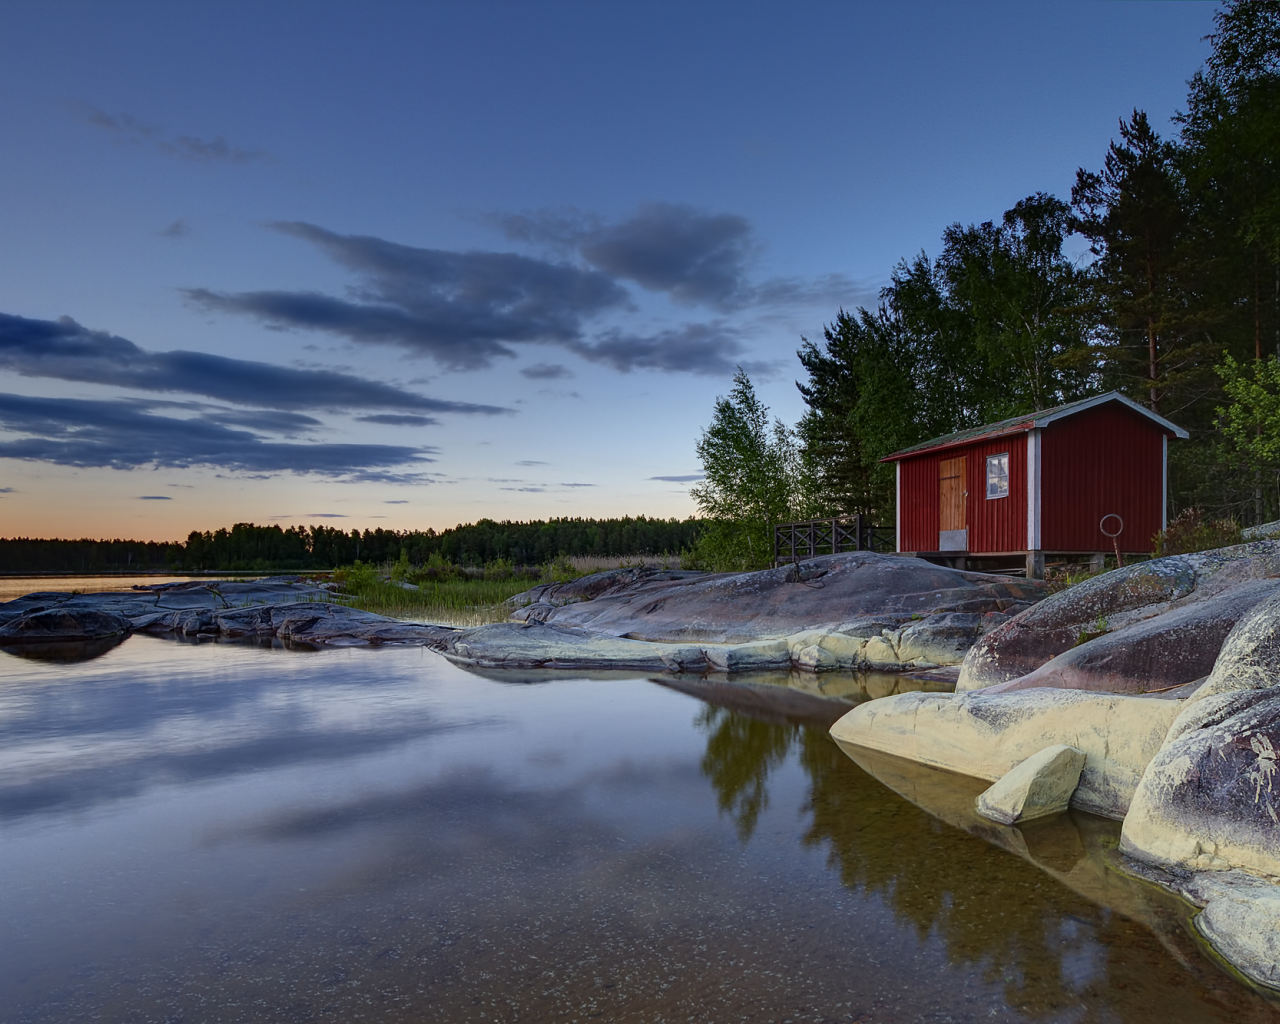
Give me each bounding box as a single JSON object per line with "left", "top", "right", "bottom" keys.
{"left": 0, "top": 1, "right": 1217, "bottom": 541}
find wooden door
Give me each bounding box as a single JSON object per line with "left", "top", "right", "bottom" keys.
{"left": 939, "top": 457, "right": 967, "bottom": 531}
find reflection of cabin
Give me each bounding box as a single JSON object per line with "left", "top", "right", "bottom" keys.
{"left": 880, "top": 392, "right": 1188, "bottom": 578}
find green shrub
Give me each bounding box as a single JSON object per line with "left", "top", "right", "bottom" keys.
{"left": 1154, "top": 507, "right": 1244, "bottom": 557}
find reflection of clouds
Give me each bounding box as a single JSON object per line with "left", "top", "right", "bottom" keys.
{"left": 0, "top": 640, "right": 485, "bottom": 822}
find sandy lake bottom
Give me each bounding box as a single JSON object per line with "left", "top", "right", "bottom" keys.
{"left": 2, "top": 636, "right": 1279, "bottom": 1023}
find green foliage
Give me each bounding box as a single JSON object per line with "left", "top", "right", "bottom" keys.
{"left": 1153, "top": 506, "right": 1244, "bottom": 557}
{"left": 797, "top": 194, "right": 1090, "bottom": 522}
{"left": 689, "top": 368, "right": 812, "bottom": 571}
{"left": 796, "top": 3, "right": 1280, "bottom": 526}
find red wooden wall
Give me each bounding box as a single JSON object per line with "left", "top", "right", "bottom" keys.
{"left": 968, "top": 435, "right": 1028, "bottom": 553}
{"left": 897, "top": 436, "right": 1026, "bottom": 552}
{"left": 1040, "top": 404, "right": 1164, "bottom": 553}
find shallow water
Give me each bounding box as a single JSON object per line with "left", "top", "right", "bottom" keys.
{"left": 1, "top": 637, "right": 1277, "bottom": 1023}
{"left": 0, "top": 574, "right": 257, "bottom": 603}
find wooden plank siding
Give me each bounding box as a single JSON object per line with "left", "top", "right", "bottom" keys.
{"left": 1040, "top": 404, "right": 1164, "bottom": 553}
{"left": 966, "top": 436, "right": 1027, "bottom": 553}
{"left": 898, "top": 440, "right": 1026, "bottom": 551}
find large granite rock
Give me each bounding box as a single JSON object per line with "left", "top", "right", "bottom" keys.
{"left": 830, "top": 686, "right": 1182, "bottom": 820}
{"left": 450, "top": 553, "right": 1047, "bottom": 673}
{"left": 1120, "top": 596, "right": 1280, "bottom": 880}
{"left": 0, "top": 579, "right": 457, "bottom": 652}
{"left": 957, "top": 542, "right": 1280, "bottom": 694}
{"left": 0, "top": 607, "right": 131, "bottom": 642}
{"left": 513, "top": 554, "right": 1044, "bottom": 645}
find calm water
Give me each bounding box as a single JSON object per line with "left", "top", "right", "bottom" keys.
{"left": 1, "top": 637, "right": 1277, "bottom": 1023}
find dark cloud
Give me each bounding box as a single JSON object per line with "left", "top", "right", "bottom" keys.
{"left": 0, "top": 393, "right": 435, "bottom": 481}
{"left": 355, "top": 414, "right": 439, "bottom": 427}
{"left": 158, "top": 219, "right": 191, "bottom": 239}
{"left": 570, "top": 322, "right": 753, "bottom": 376}
{"left": 84, "top": 106, "right": 267, "bottom": 164}
{"left": 384, "top": 500, "right": 409, "bottom": 504}
{"left": 0, "top": 487, "right": 15, "bottom": 494}
{"left": 520, "top": 362, "right": 573, "bottom": 380}
{"left": 500, "top": 486, "right": 545, "bottom": 492}
{"left": 650, "top": 474, "right": 704, "bottom": 482}
{"left": 137, "top": 495, "right": 171, "bottom": 500}
{"left": 0, "top": 312, "right": 508, "bottom": 416}
{"left": 497, "top": 203, "right": 755, "bottom": 309}
{"left": 559, "top": 482, "right": 595, "bottom": 487}
{"left": 185, "top": 222, "right": 631, "bottom": 370}
{"left": 516, "top": 460, "right": 548, "bottom": 466}
{"left": 306, "top": 513, "right": 347, "bottom": 518}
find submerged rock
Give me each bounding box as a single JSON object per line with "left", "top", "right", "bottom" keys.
{"left": 975, "top": 744, "right": 1086, "bottom": 825}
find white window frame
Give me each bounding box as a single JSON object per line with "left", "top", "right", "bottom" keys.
{"left": 985, "top": 452, "right": 1010, "bottom": 500}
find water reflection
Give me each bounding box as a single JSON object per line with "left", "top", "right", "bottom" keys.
{"left": 0, "top": 635, "right": 125, "bottom": 662}
{"left": 692, "top": 687, "right": 1275, "bottom": 1021}
{"left": 0, "top": 642, "right": 1277, "bottom": 1023}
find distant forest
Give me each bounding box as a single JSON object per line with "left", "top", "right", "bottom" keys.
{"left": 0, "top": 517, "right": 704, "bottom": 574}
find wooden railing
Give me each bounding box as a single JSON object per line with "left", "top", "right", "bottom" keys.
{"left": 772, "top": 515, "right": 896, "bottom": 566}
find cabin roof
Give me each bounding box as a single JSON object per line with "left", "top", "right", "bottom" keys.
{"left": 879, "top": 391, "right": 1189, "bottom": 463}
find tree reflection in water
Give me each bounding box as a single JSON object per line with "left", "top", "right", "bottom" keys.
{"left": 695, "top": 698, "right": 1280, "bottom": 1023}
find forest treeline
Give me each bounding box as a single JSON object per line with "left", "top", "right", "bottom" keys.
{"left": 0, "top": 516, "right": 703, "bottom": 574}
{"left": 688, "top": 2, "right": 1280, "bottom": 570}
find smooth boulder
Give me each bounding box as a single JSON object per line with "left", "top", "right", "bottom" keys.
{"left": 830, "top": 687, "right": 1181, "bottom": 819}
{"left": 512, "top": 553, "right": 1044, "bottom": 645}
{"left": 0, "top": 607, "right": 130, "bottom": 642}
{"left": 975, "top": 744, "right": 1086, "bottom": 824}
{"left": 958, "top": 542, "right": 1280, "bottom": 694}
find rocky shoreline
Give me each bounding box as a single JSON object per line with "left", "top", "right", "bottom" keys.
{"left": 8, "top": 546, "right": 1280, "bottom": 992}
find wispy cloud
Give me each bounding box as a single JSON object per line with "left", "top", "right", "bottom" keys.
{"left": 559, "top": 482, "right": 595, "bottom": 487}
{"left": 650, "top": 474, "right": 703, "bottom": 482}
{"left": 157, "top": 219, "right": 192, "bottom": 239}
{"left": 496, "top": 203, "right": 757, "bottom": 309}
{"left": 356, "top": 414, "right": 439, "bottom": 427}
{"left": 520, "top": 362, "right": 572, "bottom": 380}
{"left": 516, "top": 460, "right": 548, "bottom": 466}
{"left": 84, "top": 106, "right": 268, "bottom": 164}
{"left": 137, "top": 495, "right": 172, "bottom": 500}
{"left": 0, "top": 392, "right": 436, "bottom": 481}
{"left": 0, "top": 312, "right": 510, "bottom": 416}
{"left": 186, "top": 221, "right": 630, "bottom": 370}
{"left": 570, "top": 322, "right": 774, "bottom": 377}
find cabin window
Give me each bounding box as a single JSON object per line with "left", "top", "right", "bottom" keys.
{"left": 986, "top": 453, "right": 1009, "bottom": 499}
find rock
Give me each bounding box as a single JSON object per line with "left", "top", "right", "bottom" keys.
{"left": 975, "top": 744, "right": 1086, "bottom": 824}
{"left": 1187, "top": 873, "right": 1280, "bottom": 991}
{"left": 1243, "top": 520, "right": 1280, "bottom": 542}
{"left": 958, "top": 542, "right": 1280, "bottom": 693}
{"left": 0, "top": 608, "right": 130, "bottom": 642}
{"left": 979, "top": 579, "right": 1280, "bottom": 696}
{"left": 830, "top": 687, "right": 1182, "bottom": 819}
{"left": 1179, "top": 590, "right": 1280, "bottom": 708}
{"left": 511, "top": 552, "right": 1045, "bottom": 646}
{"left": 1120, "top": 687, "right": 1280, "bottom": 876}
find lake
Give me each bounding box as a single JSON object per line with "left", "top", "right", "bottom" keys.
{"left": 1, "top": 635, "right": 1277, "bottom": 1022}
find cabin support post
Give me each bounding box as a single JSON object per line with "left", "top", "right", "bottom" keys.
{"left": 1025, "top": 550, "right": 1045, "bottom": 580}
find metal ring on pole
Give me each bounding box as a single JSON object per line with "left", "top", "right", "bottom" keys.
{"left": 1100, "top": 514, "right": 1124, "bottom": 539}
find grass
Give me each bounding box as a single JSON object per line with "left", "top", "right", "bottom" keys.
{"left": 323, "top": 553, "right": 681, "bottom": 627}
{"left": 338, "top": 576, "right": 543, "bottom": 626}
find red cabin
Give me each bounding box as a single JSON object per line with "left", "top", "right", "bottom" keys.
{"left": 881, "top": 392, "right": 1188, "bottom": 577}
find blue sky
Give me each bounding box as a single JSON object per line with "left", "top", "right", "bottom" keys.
{"left": 0, "top": 1, "right": 1215, "bottom": 540}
